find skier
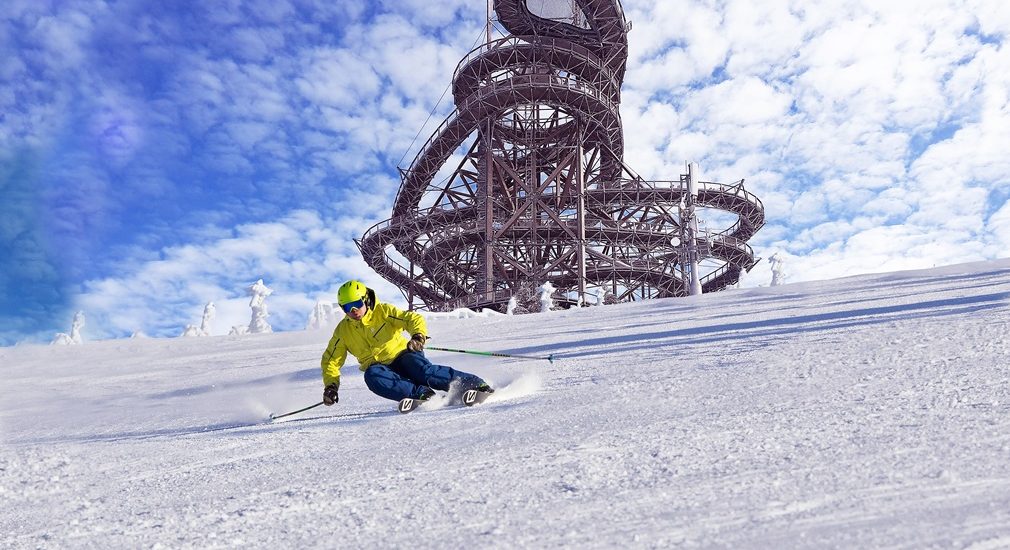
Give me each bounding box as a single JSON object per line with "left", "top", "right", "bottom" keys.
{"left": 320, "top": 280, "right": 493, "bottom": 406}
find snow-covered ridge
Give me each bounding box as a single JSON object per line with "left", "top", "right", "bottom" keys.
{"left": 3, "top": 259, "right": 1010, "bottom": 547}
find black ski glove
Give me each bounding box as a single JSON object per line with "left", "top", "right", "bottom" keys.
{"left": 323, "top": 382, "right": 339, "bottom": 406}
{"left": 407, "top": 333, "right": 427, "bottom": 352}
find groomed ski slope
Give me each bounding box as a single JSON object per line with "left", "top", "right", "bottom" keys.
{"left": 3, "top": 259, "right": 1010, "bottom": 548}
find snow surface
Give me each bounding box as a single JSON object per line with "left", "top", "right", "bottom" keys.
{"left": 3, "top": 260, "right": 1010, "bottom": 548}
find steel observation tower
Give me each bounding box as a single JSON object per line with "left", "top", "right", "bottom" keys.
{"left": 358, "top": 0, "right": 765, "bottom": 311}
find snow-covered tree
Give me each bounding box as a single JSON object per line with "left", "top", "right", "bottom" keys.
{"left": 506, "top": 281, "right": 559, "bottom": 313}
{"left": 51, "top": 311, "right": 85, "bottom": 345}
{"left": 539, "top": 282, "right": 556, "bottom": 312}
{"left": 200, "top": 302, "right": 216, "bottom": 334}
{"left": 247, "top": 279, "right": 273, "bottom": 334}
{"left": 507, "top": 280, "right": 542, "bottom": 314}
{"left": 307, "top": 300, "right": 339, "bottom": 330}
{"left": 770, "top": 253, "right": 787, "bottom": 286}
{"left": 182, "top": 302, "right": 216, "bottom": 337}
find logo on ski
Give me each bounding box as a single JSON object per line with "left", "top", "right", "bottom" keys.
{"left": 462, "top": 389, "right": 478, "bottom": 405}
{"left": 398, "top": 398, "right": 416, "bottom": 414}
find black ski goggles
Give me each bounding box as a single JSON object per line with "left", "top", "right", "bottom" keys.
{"left": 341, "top": 299, "right": 366, "bottom": 313}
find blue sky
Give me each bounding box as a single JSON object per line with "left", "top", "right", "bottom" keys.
{"left": 2, "top": 0, "right": 1009, "bottom": 345}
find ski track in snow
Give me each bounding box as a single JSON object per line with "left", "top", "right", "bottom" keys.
{"left": 3, "top": 260, "right": 1010, "bottom": 548}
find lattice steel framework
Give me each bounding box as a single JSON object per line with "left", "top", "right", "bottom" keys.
{"left": 358, "top": 0, "right": 765, "bottom": 311}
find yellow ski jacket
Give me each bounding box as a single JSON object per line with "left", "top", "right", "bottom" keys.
{"left": 320, "top": 291, "right": 426, "bottom": 387}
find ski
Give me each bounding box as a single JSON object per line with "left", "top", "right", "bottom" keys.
{"left": 397, "top": 397, "right": 424, "bottom": 414}
{"left": 461, "top": 388, "right": 493, "bottom": 407}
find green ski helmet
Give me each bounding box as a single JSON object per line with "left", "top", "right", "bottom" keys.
{"left": 337, "top": 280, "right": 368, "bottom": 305}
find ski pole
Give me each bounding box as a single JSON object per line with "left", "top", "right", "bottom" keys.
{"left": 426, "top": 346, "right": 555, "bottom": 363}
{"left": 269, "top": 401, "right": 325, "bottom": 421}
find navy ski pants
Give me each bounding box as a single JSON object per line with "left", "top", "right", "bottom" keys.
{"left": 363, "top": 350, "right": 484, "bottom": 401}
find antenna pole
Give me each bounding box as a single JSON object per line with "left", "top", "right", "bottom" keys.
{"left": 487, "top": 0, "right": 493, "bottom": 45}
{"left": 685, "top": 162, "right": 703, "bottom": 296}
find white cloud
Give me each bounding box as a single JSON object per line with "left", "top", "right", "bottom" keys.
{"left": 28, "top": 10, "right": 96, "bottom": 69}
{"left": 246, "top": 0, "right": 295, "bottom": 23}
{"left": 229, "top": 26, "right": 286, "bottom": 62}
{"left": 972, "top": 0, "right": 1010, "bottom": 36}
{"left": 683, "top": 77, "right": 793, "bottom": 128}
{"left": 721, "top": 2, "right": 805, "bottom": 78}
{"left": 378, "top": 0, "right": 482, "bottom": 30}
{"left": 296, "top": 49, "right": 383, "bottom": 109}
